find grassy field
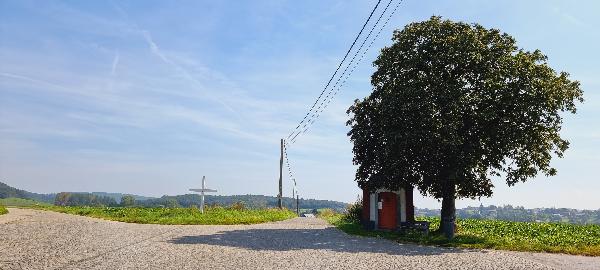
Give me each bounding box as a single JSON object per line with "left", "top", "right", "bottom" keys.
{"left": 0, "top": 205, "right": 7, "bottom": 215}
{"left": 0, "top": 197, "right": 52, "bottom": 207}
{"left": 322, "top": 213, "right": 600, "bottom": 256}
{"left": 31, "top": 205, "right": 297, "bottom": 225}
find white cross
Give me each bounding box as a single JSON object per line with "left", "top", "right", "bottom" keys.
{"left": 189, "top": 176, "right": 217, "bottom": 213}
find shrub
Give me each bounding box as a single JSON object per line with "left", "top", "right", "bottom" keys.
{"left": 229, "top": 201, "right": 246, "bottom": 211}
{"left": 0, "top": 205, "right": 7, "bottom": 215}
{"left": 189, "top": 205, "right": 200, "bottom": 213}
{"left": 318, "top": 208, "right": 336, "bottom": 218}
{"left": 343, "top": 199, "right": 362, "bottom": 223}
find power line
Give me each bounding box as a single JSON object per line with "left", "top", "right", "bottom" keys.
{"left": 310, "top": 0, "right": 396, "bottom": 118}
{"left": 295, "top": 0, "right": 404, "bottom": 141}
{"left": 294, "top": 0, "right": 399, "bottom": 141}
{"left": 286, "top": 0, "right": 383, "bottom": 141}
{"left": 280, "top": 0, "right": 404, "bottom": 203}
{"left": 288, "top": 0, "right": 402, "bottom": 145}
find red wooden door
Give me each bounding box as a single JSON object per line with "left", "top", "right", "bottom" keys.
{"left": 378, "top": 192, "right": 397, "bottom": 230}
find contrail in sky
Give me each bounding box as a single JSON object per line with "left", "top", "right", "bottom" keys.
{"left": 140, "top": 31, "right": 238, "bottom": 115}
{"left": 111, "top": 50, "right": 120, "bottom": 76}
{"left": 111, "top": 1, "right": 238, "bottom": 115}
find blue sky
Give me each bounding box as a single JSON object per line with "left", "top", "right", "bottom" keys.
{"left": 0, "top": 0, "right": 598, "bottom": 209}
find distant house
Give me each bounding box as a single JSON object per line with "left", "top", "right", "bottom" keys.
{"left": 360, "top": 186, "right": 415, "bottom": 230}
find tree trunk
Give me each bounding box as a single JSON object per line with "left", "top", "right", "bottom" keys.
{"left": 440, "top": 176, "right": 456, "bottom": 239}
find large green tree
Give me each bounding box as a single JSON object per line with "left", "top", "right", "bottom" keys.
{"left": 346, "top": 16, "right": 583, "bottom": 238}
{"left": 120, "top": 195, "right": 136, "bottom": 207}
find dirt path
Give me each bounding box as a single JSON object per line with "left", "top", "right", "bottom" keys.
{"left": 1, "top": 208, "right": 598, "bottom": 269}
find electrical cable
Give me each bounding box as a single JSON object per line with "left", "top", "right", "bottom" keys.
{"left": 287, "top": 0, "right": 403, "bottom": 145}
{"left": 298, "top": 0, "right": 404, "bottom": 137}
{"left": 286, "top": 0, "right": 383, "bottom": 141}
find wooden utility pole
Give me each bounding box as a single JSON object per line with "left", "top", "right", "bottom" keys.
{"left": 296, "top": 194, "right": 299, "bottom": 215}
{"left": 278, "top": 138, "right": 283, "bottom": 209}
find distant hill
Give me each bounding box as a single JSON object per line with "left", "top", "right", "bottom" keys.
{"left": 0, "top": 181, "right": 349, "bottom": 210}
{"left": 0, "top": 181, "right": 154, "bottom": 205}
{"left": 0, "top": 181, "right": 55, "bottom": 203}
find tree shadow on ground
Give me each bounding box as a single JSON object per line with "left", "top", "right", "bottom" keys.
{"left": 167, "top": 227, "right": 487, "bottom": 256}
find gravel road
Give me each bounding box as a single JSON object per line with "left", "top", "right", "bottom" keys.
{"left": 1, "top": 208, "right": 598, "bottom": 270}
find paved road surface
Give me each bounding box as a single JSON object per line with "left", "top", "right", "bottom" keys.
{"left": 1, "top": 208, "right": 598, "bottom": 270}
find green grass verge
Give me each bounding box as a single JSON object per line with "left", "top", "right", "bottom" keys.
{"left": 31, "top": 205, "right": 297, "bottom": 225}
{"left": 0, "top": 197, "right": 52, "bottom": 207}
{"left": 0, "top": 205, "right": 7, "bottom": 215}
{"left": 322, "top": 214, "right": 600, "bottom": 256}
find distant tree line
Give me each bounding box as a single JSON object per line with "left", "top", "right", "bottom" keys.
{"left": 54, "top": 192, "right": 118, "bottom": 207}
{"left": 1, "top": 181, "right": 348, "bottom": 210}
{"left": 44, "top": 192, "right": 349, "bottom": 210}
{"left": 416, "top": 204, "right": 600, "bottom": 225}
{"left": 137, "top": 194, "right": 348, "bottom": 211}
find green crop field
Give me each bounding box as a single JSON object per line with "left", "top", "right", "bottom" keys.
{"left": 0, "top": 205, "right": 7, "bottom": 215}
{"left": 32, "top": 205, "right": 297, "bottom": 225}
{"left": 322, "top": 214, "right": 600, "bottom": 256}
{"left": 0, "top": 197, "right": 52, "bottom": 207}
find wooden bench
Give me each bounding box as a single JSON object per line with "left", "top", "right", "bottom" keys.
{"left": 399, "top": 221, "right": 430, "bottom": 235}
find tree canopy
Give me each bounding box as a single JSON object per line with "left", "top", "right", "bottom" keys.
{"left": 120, "top": 195, "right": 136, "bottom": 207}
{"left": 346, "top": 16, "right": 583, "bottom": 237}
{"left": 54, "top": 192, "right": 117, "bottom": 207}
